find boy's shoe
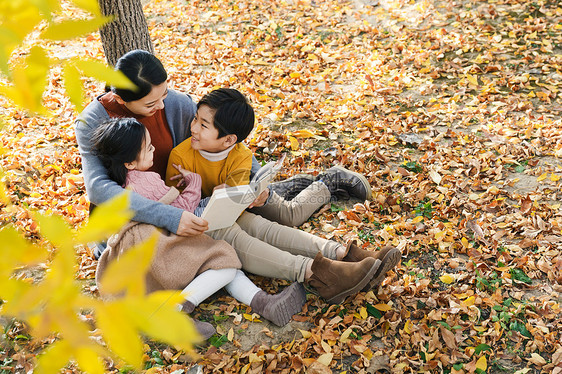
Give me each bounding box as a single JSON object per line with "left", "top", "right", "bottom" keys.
{"left": 250, "top": 282, "right": 307, "bottom": 326}
{"left": 342, "top": 240, "right": 401, "bottom": 291}
{"left": 269, "top": 174, "right": 316, "bottom": 200}
{"left": 307, "top": 252, "right": 380, "bottom": 304}
{"left": 316, "top": 166, "right": 372, "bottom": 201}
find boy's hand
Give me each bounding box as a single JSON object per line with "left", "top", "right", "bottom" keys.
{"left": 249, "top": 188, "right": 270, "bottom": 208}
{"left": 170, "top": 164, "right": 193, "bottom": 188}
{"left": 177, "top": 211, "right": 208, "bottom": 236}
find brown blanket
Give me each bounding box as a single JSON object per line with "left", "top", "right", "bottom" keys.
{"left": 96, "top": 188, "right": 241, "bottom": 294}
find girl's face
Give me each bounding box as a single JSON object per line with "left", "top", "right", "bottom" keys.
{"left": 190, "top": 105, "right": 236, "bottom": 152}
{"left": 120, "top": 81, "right": 168, "bottom": 117}
{"left": 126, "top": 130, "right": 155, "bottom": 171}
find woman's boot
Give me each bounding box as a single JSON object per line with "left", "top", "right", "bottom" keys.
{"left": 342, "top": 240, "right": 401, "bottom": 291}
{"left": 307, "top": 252, "right": 380, "bottom": 304}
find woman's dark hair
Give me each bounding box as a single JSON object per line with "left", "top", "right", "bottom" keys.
{"left": 197, "top": 88, "right": 255, "bottom": 143}
{"left": 112, "top": 49, "right": 168, "bottom": 102}
{"left": 91, "top": 118, "right": 147, "bottom": 186}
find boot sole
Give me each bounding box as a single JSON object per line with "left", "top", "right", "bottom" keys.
{"left": 326, "top": 259, "right": 381, "bottom": 304}
{"left": 266, "top": 283, "right": 307, "bottom": 326}
{"left": 330, "top": 165, "right": 372, "bottom": 200}
{"left": 363, "top": 247, "right": 401, "bottom": 292}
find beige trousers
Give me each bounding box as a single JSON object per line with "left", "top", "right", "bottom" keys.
{"left": 207, "top": 210, "right": 342, "bottom": 282}
{"left": 250, "top": 181, "right": 331, "bottom": 227}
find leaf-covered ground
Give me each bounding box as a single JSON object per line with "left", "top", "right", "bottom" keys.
{"left": 1, "top": 0, "right": 562, "bottom": 372}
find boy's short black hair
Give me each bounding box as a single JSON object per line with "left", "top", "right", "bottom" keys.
{"left": 197, "top": 88, "right": 255, "bottom": 142}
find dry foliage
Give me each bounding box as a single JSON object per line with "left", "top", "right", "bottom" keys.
{"left": 1, "top": 0, "right": 561, "bottom": 373}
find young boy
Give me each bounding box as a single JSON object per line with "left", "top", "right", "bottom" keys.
{"left": 166, "top": 88, "right": 400, "bottom": 304}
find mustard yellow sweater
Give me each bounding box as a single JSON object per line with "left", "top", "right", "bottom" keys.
{"left": 166, "top": 138, "right": 252, "bottom": 198}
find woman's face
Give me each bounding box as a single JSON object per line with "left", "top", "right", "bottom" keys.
{"left": 121, "top": 81, "right": 168, "bottom": 117}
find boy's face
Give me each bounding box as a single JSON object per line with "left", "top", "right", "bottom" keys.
{"left": 190, "top": 105, "right": 235, "bottom": 152}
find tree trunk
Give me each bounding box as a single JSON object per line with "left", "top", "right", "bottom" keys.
{"left": 98, "top": 0, "right": 154, "bottom": 67}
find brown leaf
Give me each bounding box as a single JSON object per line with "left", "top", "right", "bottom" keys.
{"left": 440, "top": 326, "right": 457, "bottom": 350}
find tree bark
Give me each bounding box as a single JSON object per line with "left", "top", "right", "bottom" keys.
{"left": 98, "top": 0, "right": 154, "bottom": 67}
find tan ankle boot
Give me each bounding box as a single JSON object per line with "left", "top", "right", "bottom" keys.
{"left": 307, "top": 252, "right": 380, "bottom": 304}
{"left": 342, "top": 240, "right": 401, "bottom": 291}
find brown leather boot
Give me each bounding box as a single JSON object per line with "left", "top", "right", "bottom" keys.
{"left": 342, "top": 240, "right": 401, "bottom": 291}
{"left": 307, "top": 252, "right": 380, "bottom": 304}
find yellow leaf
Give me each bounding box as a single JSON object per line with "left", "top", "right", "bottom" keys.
{"left": 69, "top": 0, "right": 103, "bottom": 15}
{"left": 227, "top": 327, "right": 234, "bottom": 341}
{"left": 462, "top": 296, "right": 476, "bottom": 307}
{"left": 299, "top": 329, "right": 312, "bottom": 339}
{"left": 412, "top": 216, "right": 424, "bottom": 223}
{"left": 289, "top": 136, "right": 299, "bottom": 151}
{"left": 476, "top": 355, "right": 487, "bottom": 371}
{"left": 125, "top": 291, "right": 198, "bottom": 350}
{"left": 290, "top": 72, "right": 301, "bottom": 79}
{"left": 317, "top": 353, "right": 333, "bottom": 366}
{"left": 291, "top": 129, "right": 316, "bottom": 138}
{"left": 42, "top": 16, "right": 113, "bottom": 41}
{"left": 75, "top": 192, "right": 133, "bottom": 244}
{"left": 440, "top": 274, "right": 455, "bottom": 284}
{"left": 374, "top": 303, "right": 392, "bottom": 312}
{"left": 340, "top": 328, "right": 352, "bottom": 343}
{"left": 537, "top": 173, "right": 547, "bottom": 182}
{"left": 63, "top": 62, "right": 85, "bottom": 111}
{"left": 0, "top": 175, "right": 9, "bottom": 205}
{"left": 0, "top": 46, "right": 50, "bottom": 113}
{"left": 461, "top": 237, "right": 469, "bottom": 248}
{"left": 466, "top": 73, "right": 479, "bottom": 86}
{"left": 74, "top": 347, "right": 106, "bottom": 374}
{"left": 474, "top": 326, "right": 487, "bottom": 332}
{"left": 98, "top": 234, "right": 158, "bottom": 296}
{"left": 321, "top": 340, "right": 331, "bottom": 353}
{"left": 33, "top": 212, "right": 74, "bottom": 249}
{"left": 72, "top": 58, "right": 137, "bottom": 91}
{"left": 404, "top": 320, "right": 413, "bottom": 334}
{"left": 359, "top": 307, "right": 367, "bottom": 319}
{"left": 95, "top": 302, "right": 144, "bottom": 368}
{"left": 1, "top": 224, "right": 45, "bottom": 267}
{"left": 550, "top": 173, "right": 560, "bottom": 182}
{"left": 36, "top": 340, "right": 73, "bottom": 374}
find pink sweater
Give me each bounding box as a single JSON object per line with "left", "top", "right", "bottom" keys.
{"left": 125, "top": 170, "right": 201, "bottom": 213}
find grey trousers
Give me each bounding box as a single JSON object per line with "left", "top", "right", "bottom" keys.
{"left": 250, "top": 181, "right": 331, "bottom": 227}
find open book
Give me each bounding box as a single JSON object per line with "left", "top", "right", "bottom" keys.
{"left": 201, "top": 155, "right": 285, "bottom": 231}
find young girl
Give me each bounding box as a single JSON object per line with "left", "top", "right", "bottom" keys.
{"left": 91, "top": 117, "right": 306, "bottom": 339}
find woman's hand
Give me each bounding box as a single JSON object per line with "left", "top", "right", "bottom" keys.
{"left": 176, "top": 210, "right": 208, "bottom": 236}
{"left": 249, "top": 188, "right": 270, "bottom": 209}
{"left": 170, "top": 164, "right": 193, "bottom": 188}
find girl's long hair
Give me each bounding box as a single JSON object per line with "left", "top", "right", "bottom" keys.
{"left": 91, "top": 118, "right": 146, "bottom": 186}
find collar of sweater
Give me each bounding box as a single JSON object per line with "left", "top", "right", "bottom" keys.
{"left": 198, "top": 144, "right": 236, "bottom": 162}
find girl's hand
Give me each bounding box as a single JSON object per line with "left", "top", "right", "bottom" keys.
{"left": 170, "top": 164, "right": 193, "bottom": 188}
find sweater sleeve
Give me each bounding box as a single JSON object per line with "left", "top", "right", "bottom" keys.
{"left": 170, "top": 173, "right": 202, "bottom": 212}
{"left": 75, "top": 100, "right": 183, "bottom": 233}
